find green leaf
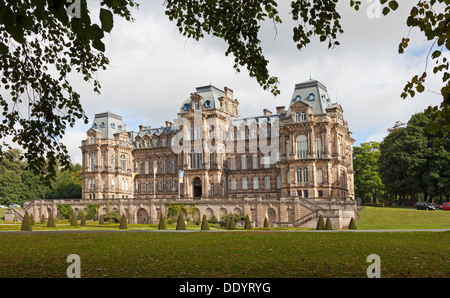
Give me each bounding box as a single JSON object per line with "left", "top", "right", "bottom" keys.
{"left": 92, "top": 38, "right": 105, "bottom": 52}
{"left": 388, "top": 1, "right": 399, "bottom": 11}
{"left": 100, "top": 8, "right": 114, "bottom": 33}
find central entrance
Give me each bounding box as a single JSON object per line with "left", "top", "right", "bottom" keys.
{"left": 193, "top": 177, "right": 202, "bottom": 198}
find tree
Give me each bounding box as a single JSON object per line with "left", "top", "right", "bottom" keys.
{"left": 58, "top": 204, "right": 73, "bottom": 220}
{"left": 201, "top": 214, "right": 210, "bottom": 231}
{"left": 99, "top": 215, "right": 105, "bottom": 225}
{"left": 0, "top": 0, "right": 138, "bottom": 185}
{"left": 325, "top": 218, "right": 332, "bottom": 230}
{"left": 263, "top": 217, "right": 269, "bottom": 228}
{"left": 353, "top": 142, "right": 385, "bottom": 204}
{"left": 244, "top": 215, "right": 252, "bottom": 230}
{"left": 20, "top": 211, "right": 32, "bottom": 231}
{"left": 228, "top": 216, "right": 236, "bottom": 230}
{"left": 119, "top": 214, "right": 128, "bottom": 229}
{"left": 316, "top": 215, "right": 325, "bottom": 230}
{"left": 158, "top": 212, "right": 166, "bottom": 230}
{"left": 176, "top": 213, "right": 186, "bottom": 230}
{"left": 40, "top": 214, "right": 46, "bottom": 224}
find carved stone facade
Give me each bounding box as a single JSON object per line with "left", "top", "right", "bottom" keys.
{"left": 23, "top": 79, "right": 357, "bottom": 229}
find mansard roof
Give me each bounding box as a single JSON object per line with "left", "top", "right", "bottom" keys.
{"left": 179, "top": 84, "right": 225, "bottom": 113}
{"left": 287, "top": 79, "right": 335, "bottom": 116}
{"left": 90, "top": 111, "right": 126, "bottom": 140}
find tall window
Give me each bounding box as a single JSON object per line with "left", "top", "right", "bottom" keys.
{"left": 295, "top": 112, "right": 300, "bottom": 122}
{"left": 145, "top": 162, "right": 149, "bottom": 174}
{"left": 296, "top": 135, "right": 308, "bottom": 159}
{"left": 318, "top": 168, "right": 323, "bottom": 183}
{"left": 301, "top": 111, "right": 306, "bottom": 121}
{"left": 111, "top": 178, "right": 115, "bottom": 189}
{"left": 241, "top": 155, "right": 247, "bottom": 170}
{"left": 242, "top": 177, "right": 248, "bottom": 190}
{"left": 231, "top": 178, "right": 237, "bottom": 190}
{"left": 253, "top": 177, "right": 259, "bottom": 189}
{"left": 263, "top": 154, "right": 270, "bottom": 168}
{"left": 276, "top": 176, "right": 281, "bottom": 189}
{"left": 120, "top": 155, "right": 126, "bottom": 172}
{"left": 264, "top": 176, "right": 271, "bottom": 189}
{"left": 90, "top": 154, "right": 96, "bottom": 171}
{"left": 316, "top": 138, "right": 322, "bottom": 158}
{"left": 162, "top": 160, "right": 166, "bottom": 173}
{"left": 136, "top": 162, "right": 141, "bottom": 174}
{"left": 303, "top": 167, "right": 309, "bottom": 183}
{"left": 296, "top": 168, "right": 302, "bottom": 183}
{"left": 286, "top": 140, "right": 290, "bottom": 160}
{"left": 171, "top": 160, "right": 175, "bottom": 173}
{"left": 230, "top": 155, "right": 236, "bottom": 170}
{"left": 252, "top": 154, "right": 258, "bottom": 169}
{"left": 209, "top": 152, "right": 214, "bottom": 168}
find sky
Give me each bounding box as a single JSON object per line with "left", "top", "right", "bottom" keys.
{"left": 61, "top": 1, "right": 445, "bottom": 165}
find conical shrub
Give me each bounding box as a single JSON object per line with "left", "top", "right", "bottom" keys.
{"left": 201, "top": 214, "right": 209, "bottom": 230}
{"left": 316, "top": 215, "right": 325, "bottom": 230}
{"left": 176, "top": 213, "right": 186, "bottom": 230}
{"left": 244, "top": 215, "right": 252, "bottom": 230}
{"left": 80, "top": 212, "right": 87, "bottom": 226}
{"left": 349, "top": 218, "right": 357, "bottom": 230}
{"left": 41, "top": 214, "right": 46, "bottom": 224}
{"left": 158, "top": 212, "right": 166, "bottom": 230}
{"left": 47, "top": 213, "right": 56, "bottom": 227}
{"left": 20, "top": 212, "right": 32, "bottom": 231}
{"left": 225, "top": 216, "right": 230, "bottom": 229}
{"left": 119, "top": 214, "right": 128, "bottom": 229}
{"left": 263, "top": 217, "right": 269, "bottom": 228}
{"left": 70, "top": 213, "right": 78, "bottom": 226}
{"left": 29, "top": 213, "right": 35, "bottom": 226}
{"left": 228, "top": 216, "right": 236, "bottom": 230}
{"left": 99, "top": 214, "right": 104, "bottom": 225}
{"left": 325, "top": 218, "right": 332, "bottom": 230}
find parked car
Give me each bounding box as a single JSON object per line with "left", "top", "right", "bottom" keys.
{"left": 0, "top": 205, "right": 7, "bottom": 209}
{"left": 442, "top": 202, "right": 450, "bottom": 211}
{"left": 413, "top": 201, "right": 437, "bottom": 210}
{"left": 431, "top": 203, "right": 442, "bottom": 210}
{"left": 8, "top": 204, "right": 20, "bottom": 208}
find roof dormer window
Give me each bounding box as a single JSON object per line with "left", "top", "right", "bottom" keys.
{"left": 308, "top": 93, "right": 315, "bottom": 101}
{"left": 111, "top": 123, "right": 115, "bottom": 129}
{"left": 183, "top": 103, "right": 190, "bottom": 111}
{"left": 295, "top": 95, "right": 301, "bottom": 102}
{"left": 204, "top": 100, "right": 211, "bottom": 108}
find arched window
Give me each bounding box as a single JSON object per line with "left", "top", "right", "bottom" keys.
{"left": 308, "top": 93, "right": 315, "bottom": 101}
{"left": 316, "top": 138, "right": 322, "bottom": 158}
{"left": 295, "top": 112, "right": 300, "bottom": 122}
{"left": 301, "top": 111, "right": 306, "bottom": 121}
{"left": 90, "top": 154, "right": 96, "bottom": 171}
{"left": 120, "top": 155, "right": 126, "bottom": 172}
{"left": 296, "top": 135, "right": 308, "bottom": 159}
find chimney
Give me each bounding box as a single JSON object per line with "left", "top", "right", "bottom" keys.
{"left": 224, "top": 87, "right": 233, "bottom": 99}
{"left": 139, "top": 124, "right": 149, "bottom": 131}
{"left": 165, "top": 121, "right": 173, "bottom": 127}
{"left": 263, "top": 109, "right": 272, "bottom": 116}
{"left": 276, "top": 106, "right": 285, "bottom": 114}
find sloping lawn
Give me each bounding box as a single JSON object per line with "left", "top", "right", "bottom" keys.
{"left": 356, "top": 207, "right": 450, "bottom": 230}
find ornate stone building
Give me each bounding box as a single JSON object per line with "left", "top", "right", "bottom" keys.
{"left": 25, "top": 79, "right": 357, "bottom": 229}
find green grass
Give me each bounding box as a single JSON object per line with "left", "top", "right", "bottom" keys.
{"left": 0, "top": 231, "right": 449, "bottom": 278}
{"left": 356, "top": 207, "right": 450, "bottom": 230}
